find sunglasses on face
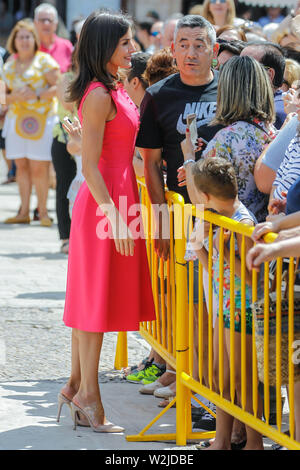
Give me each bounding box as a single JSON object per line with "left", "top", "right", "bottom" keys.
{"left": 37, "top": 18, "right": 55, "bottom": 24}
{"left": 210, "top": 0, "right": 227, "bottom": 4}
{"left": 151, "top": 31, "right": 160, "bottom": 37}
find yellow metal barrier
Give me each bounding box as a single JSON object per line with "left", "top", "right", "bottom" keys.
{"left": 115, "top": 178, "right": 300, "bottom": 449}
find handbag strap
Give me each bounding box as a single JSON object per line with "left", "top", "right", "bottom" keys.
{"left": 240, "top": 119, "right": 272, "bottom": 143}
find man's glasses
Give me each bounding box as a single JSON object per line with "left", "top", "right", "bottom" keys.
{"left": 37, "top": 18, "right": 55, "bottom": 24}
{"left": 210, "top": 0, "right": 227, "bottom": 4}
{"left": 151, "top": 31, "right": 160, "bottom": 37}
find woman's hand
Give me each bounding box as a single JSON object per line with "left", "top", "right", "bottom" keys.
{"left": 246, "top": 243, "right": 280, "bottom": 271}
{"left": 63, "top": 116, "right": 82, "bottom": 141}
{"left": 251, "top": 220, "right": 280, "bottom": 242}
{"left": 177, "top": 165, "right": 186, "bottom": 187}
{"left": 283, "top": 88, "right": 298, "bottom": 114}
{"left": 16, "top": 86, "right": 36, "bottom": 101}
{"left": 268, "top": 196, "right": 287, "bottom": 215}
{"left": 177, "top": 136, "right": 207, "bottom": 187}
{"left": 110, "top": 213, "right": 135, "bottom": 257}
{"left": 181, "top": 128, "right": 196, "bottom": 162}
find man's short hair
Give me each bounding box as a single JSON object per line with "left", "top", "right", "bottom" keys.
{"left": 246, "top": 41, "right": 286, "bottom": 88}
{"left": 174, "top": 15, "right": 216, "bottom": 46}
{"left": 127, "top": 52, "right": 151, "bottom": 89}
{"left": 193, "top": 157, "right": 238, "bottom": 200}
{"left": 34, "top": 2, "right": 58, "bottom": 23}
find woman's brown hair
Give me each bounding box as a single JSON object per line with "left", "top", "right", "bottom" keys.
{"left": 216, "top": 24, "right": 247, "bottom": 42}
{"left": 211, "top": 55, "right": 275, "bottom": 126}
{"left": 142, "top": 47, "right": 178, "bottom": 86}
{"left": 6, "top": 19, "right": 40, "bottom": 55}
{"left": 68, "top": 11, "right": 132, "bottom": 106}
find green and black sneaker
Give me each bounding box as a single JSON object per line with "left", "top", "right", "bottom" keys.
{"left": 126, "top": 362, "right": 166, "bottom": 384}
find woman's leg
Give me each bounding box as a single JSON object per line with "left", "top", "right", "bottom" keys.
{"left": 14, "top": 157, "right": 31, "bottom": 217}
{"left": 72, "top": 329, "right": 107, "bottom": 426}
{"left": 29, "top": 160, "right": 51, "bottom": 220}
{"left": 61, "top": 329, "right": 81, "bottom": 398}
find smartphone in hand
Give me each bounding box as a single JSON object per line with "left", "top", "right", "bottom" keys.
{"left": 186, "top": 113, "right": 198, "bottom": 150}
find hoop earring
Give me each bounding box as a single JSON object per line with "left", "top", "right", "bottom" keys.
{"left": 212, "top": 58, "right": 218, "bottom": 68}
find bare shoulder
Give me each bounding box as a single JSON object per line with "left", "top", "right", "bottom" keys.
{"left": 85, "top": 86, "right": 111, "bottom": 107}
{"left": 82, "top": 86, "right": 112, "bottom": 119}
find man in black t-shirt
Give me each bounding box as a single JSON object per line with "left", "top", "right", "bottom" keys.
{"left": 136, "top": 15, "right": 220, "bottom": 260}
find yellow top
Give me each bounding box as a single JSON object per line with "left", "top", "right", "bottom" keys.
{"left": 2, "top": 51, "right": 59, "bottom": 117}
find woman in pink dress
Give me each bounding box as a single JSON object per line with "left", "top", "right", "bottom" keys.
{"left": 57, "top": 11, "right": 156, "bottom": 433}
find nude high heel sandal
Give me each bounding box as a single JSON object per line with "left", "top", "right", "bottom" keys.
{"left": 71, "top": 402, "right": 124, "bottom": 433}
{"left": 57, "top": 393, "right": 90, "bottom": 427}
{"left": 57, "top": 393, "right": 72, "bottom": 422}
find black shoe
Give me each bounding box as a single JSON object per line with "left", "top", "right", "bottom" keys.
{"left": 192, "top": 407, "right": 206, "bottom": 422}
{"left": 193, "top": 408, "right": 216, "bottom": 431}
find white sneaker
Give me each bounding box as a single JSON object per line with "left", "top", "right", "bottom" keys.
{"left": 139, "top": 380, "right": 162, "bottom": 395}
{"left": 153, "top": 385, "right": 176, "bottom": 399}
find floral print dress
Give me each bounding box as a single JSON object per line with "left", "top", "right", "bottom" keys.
{"left": 202, "top": 120, "right": 276, "bottom": 222}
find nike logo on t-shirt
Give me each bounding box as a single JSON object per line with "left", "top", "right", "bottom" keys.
{"left": 176, "top": 101, "right": 217, "bottom": 135}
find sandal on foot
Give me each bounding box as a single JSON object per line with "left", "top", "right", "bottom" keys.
{"left": 57, "top": 393, "right": 90, "bottom": 427}
{"left": 40, "top": 216, "right": 53, "bottom": 227}
{"left": 60, "top": 240, "right": 69, "bottom": 254}
{"left": 71, "top": 402, "right": 124, "bottom": 433}
{"left": 158, "top": 397, "right": 176, "bottom": 408}
{"left": 4, "top": 214, "right": 30, "bottom": 224}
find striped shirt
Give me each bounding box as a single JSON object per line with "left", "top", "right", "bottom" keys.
{"left": 273, "top": 135, "right": 300, "bottom": 200}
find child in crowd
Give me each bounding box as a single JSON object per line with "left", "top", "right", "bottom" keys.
{"left": 182, "top": 132, "right": 263, "bottom": 449}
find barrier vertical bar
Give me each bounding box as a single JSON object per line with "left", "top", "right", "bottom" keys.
{"left": 230, "top": 231, "right": 236, "bottom": 404}
{"left": 252, "top": 268, "right": 258, "bottom": 418}
{"left": 241, "top": 235, "right": 246, "bottom": 411}
{"left": 218, "top": 227, "right": 224, "bottom": 397}
{"left": 263, "top": 261, "right": 270, "bottom": 425}
{"left": 174, "top": 200, "right": 189, "bottom": 446}
{"left": 208, "top": 223, "right": 214, "bottom": 390}
{"left": 114, "top": 331, "right": 128, "bottom": 370}
{"left": 288, "top": 257, "right": 295, "bottom": 440}
{"left": 198, "top": 259, "right": 204, "bottom": 386}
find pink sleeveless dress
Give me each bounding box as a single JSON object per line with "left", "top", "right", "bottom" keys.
{"left": 63, "top": 82, "right": 156, "bottom": 332}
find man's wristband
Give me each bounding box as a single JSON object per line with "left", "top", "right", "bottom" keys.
{"left": 183, "top": 159, "right": 196, "bottom": 168}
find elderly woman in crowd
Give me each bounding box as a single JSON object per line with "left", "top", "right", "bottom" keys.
{"left": 3, "top": 20, "right": 60, "bottom": 226}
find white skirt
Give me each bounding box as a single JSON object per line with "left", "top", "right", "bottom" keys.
{"left": 3, "top": 114, "right": 59, "bottom": 161}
